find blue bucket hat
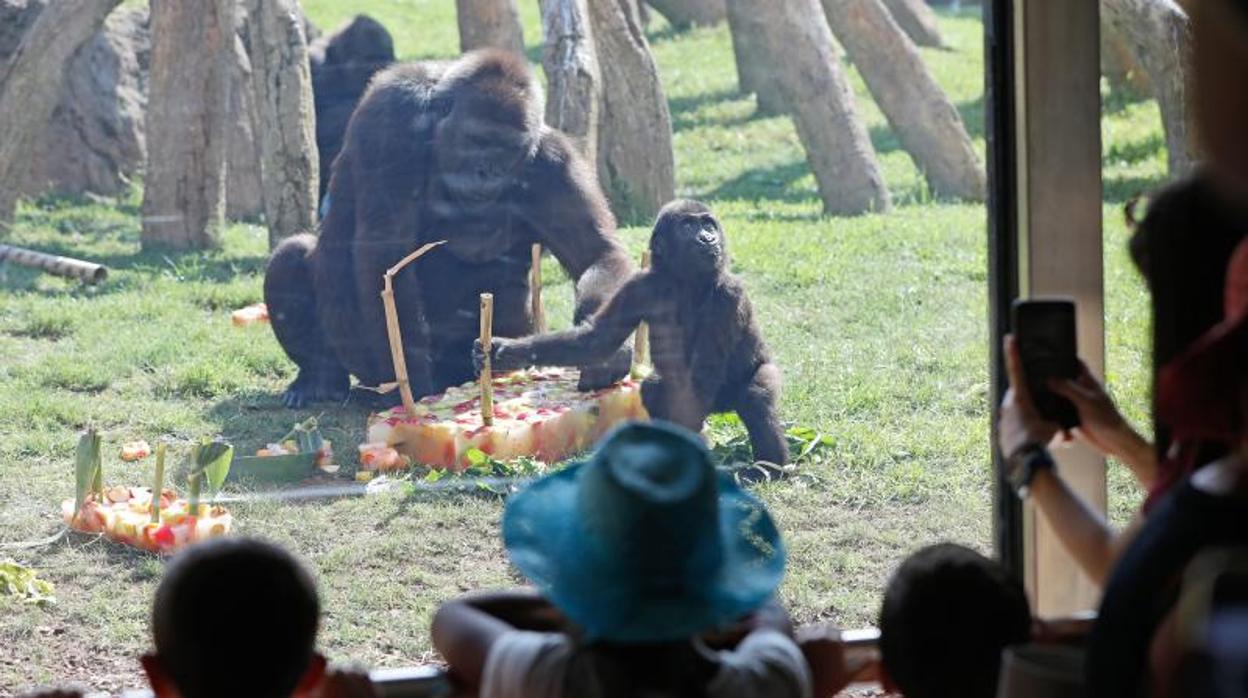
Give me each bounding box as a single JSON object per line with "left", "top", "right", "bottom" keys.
{"left": 502, "top": 421, "right": 786, "bottom": 643}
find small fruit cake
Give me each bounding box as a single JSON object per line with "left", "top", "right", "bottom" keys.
{"left": 363, "top": 368, "right": 647, "bottom": 471}
{"left": 61, "top": 486, "right": 232, "bottom": 554}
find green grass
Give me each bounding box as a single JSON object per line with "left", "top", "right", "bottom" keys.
{"left": 0, "top": 6, "right": 1166, "bottom": 693}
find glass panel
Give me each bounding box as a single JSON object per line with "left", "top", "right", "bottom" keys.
{"left": 0, "top": 0, "right": 991, "bottom": 691}
{"left": 1100, "top": 12, "right": 1174, "bottom": 528}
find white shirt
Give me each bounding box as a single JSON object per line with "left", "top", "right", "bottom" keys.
{"left": 481, "top": 628, "right": 813, "bottom": 698}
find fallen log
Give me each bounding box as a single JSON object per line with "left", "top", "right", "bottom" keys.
{"left": 0, "top": 244, "right": 109, "bottom": 284}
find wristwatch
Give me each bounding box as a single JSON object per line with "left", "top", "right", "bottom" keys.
{"left": 1006, "top": 443, "right": 1055, "bottom": 499}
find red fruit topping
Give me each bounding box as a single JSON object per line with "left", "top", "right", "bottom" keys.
{"left": 154, "top": 525, "right": 175, "bottom": 548}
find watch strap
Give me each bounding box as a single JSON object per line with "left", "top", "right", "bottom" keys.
{"left": 1007, "top": 443, "right": 1054, "bottom": 498}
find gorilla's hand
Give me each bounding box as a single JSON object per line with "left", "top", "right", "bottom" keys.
{"left": 577, "top": 345, "right": 633, "bottom": 392}
{"left": 474, "top": 337, "right": 527, "bottom": 375}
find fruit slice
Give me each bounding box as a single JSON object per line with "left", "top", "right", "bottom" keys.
{"left": 120, "top": 441, "right": 152, "bottom": 462}
{"left": 231, "top": 303, "right": 269, "bottom": 326}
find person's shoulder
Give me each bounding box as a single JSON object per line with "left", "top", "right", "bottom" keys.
{"left": 481, "top": 630, "right": 573, "bottom": 698}
{"left": 709, "top": 630, "right": 812, "bottom": 698}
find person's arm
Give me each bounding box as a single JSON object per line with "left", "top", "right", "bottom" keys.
{"left": 453, "top": 588, "right": 567, "bottom": 632}
{"left": 1026, "top": 468, "right": 1116, "bottom": 586}
{"left": 432, "top": 589, "right": 563, "bottom": 691}
{"left": 998, "top": 335, "right": 1119, "bottom": 587}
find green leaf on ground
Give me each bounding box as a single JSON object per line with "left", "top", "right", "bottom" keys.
{"left": 0, "top": 559, "right": 56, "bottom": 606}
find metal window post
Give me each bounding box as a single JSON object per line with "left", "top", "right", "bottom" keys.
{"left": 988, "top": 0, "right": 1107, "bottom": 616}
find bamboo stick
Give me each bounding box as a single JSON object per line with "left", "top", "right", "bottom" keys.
{"left": 480, "top": 293, "right": 495, "bottom": 427}
{"left": 632, "top": 250, "right": 651, "bottom": 377}
{"left": 380, "top": 240, "right": 446, "bottom": 416}
{"left": 0, "top": 244, "right": 108, "bottom": 284}
{"left": 531, "top": 243, "right": 545, "bottom": 332}
{"left": 151, "top": 442, "right": 166, "bottom": 524}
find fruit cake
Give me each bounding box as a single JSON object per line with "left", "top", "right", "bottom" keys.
{"left": 363, "top": 368, "right": 647, "bottom": 471}
{"left": 61, "top": 486, "right": 232, "bottom": 554}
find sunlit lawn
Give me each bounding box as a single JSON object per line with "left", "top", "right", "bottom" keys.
{"left": 0, "top": 5, "right": 1162, "bottom": 692}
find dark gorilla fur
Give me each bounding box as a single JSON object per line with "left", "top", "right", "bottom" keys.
{"left": 478, "top": 200, "right": 788, "bottom": 464}
{"left": 308, "top": 15, "right": 395, "bottom": 203}
{"left": 265, "top": 50, "right": 634, "bottom": 408}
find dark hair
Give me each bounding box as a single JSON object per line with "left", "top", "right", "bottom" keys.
{"left": 1129, "top": 174, "right": 1247, "bottom": 463}
{"left": 152, "top": 538, "right": 320, "bottom": 698}
{"left": 879, "top": 543, "right": 1031, "bottom": 698}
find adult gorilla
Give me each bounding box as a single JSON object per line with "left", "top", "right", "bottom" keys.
{"left": 307, "top": 14, "right": 395, "bottom": 204}
{"left": 264, "top": 50, "right": 634, "bottom": 408}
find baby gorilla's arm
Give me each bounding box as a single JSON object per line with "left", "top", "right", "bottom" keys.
{"left": 477, "top": 275, "right": 651, "bottom": 372}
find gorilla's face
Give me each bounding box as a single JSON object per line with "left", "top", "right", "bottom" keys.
{"left": 434, "top": 98, "right": 532, "bottom": 209}
{"left": 650, "top": 201, "right": 726, "bottom": 281}
{"left": 427, "top": 63, "right": 543, "bottom": 263}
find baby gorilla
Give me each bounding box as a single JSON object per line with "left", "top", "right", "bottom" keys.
{"left": 477, "top": 200, "right": 788, "bottom": 464}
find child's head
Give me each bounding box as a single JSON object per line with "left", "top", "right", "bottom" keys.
{"left": 879, "top": 543, "right": 1032, "bottom": 698}
{"left": 142, "top": 538, "right": 324, "bottom": 698}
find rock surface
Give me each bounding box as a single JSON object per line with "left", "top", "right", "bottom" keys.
{"left": 0, "top": 1, "right": 319, "bottom": 219}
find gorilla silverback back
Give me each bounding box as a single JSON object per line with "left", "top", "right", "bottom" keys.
{"left": 264, "top": 50, "right": 634, "bottom": 408}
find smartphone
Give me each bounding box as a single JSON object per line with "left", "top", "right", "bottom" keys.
{"left": 1011, "top": 298, "right": 1080, "bottom": 429}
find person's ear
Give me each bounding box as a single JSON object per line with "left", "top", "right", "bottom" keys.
{"left": 292, "top": 652, "right": 328, "bottom": 697}
{"left": 139, "top": 653, "right": 178, "bottom": 698}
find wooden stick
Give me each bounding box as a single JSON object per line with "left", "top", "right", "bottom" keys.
{"left": 632, "top": 250, "right": 651, "bottom": 376}
{"left": 479, "top": 293, "right": 495, "bottom": 427}
{"left": 151, "top": 442, "right": 166, "bottom": 524}
{"left": 380, "top": 240, "right": 446, "bottom": 416}
{"left": 531, "top": 243, "right": 545, "bottom": 332}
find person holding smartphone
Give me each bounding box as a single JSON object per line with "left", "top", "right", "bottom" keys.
{"left": 998, "top": 0, "right": 1248, "bottom": 590}
{"left": 997, "top": 330, "right": 1156, "bottom": 586}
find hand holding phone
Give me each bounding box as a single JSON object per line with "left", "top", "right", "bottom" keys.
{"left": 1011, "top": 298, "right": 1080, "bottom": 429}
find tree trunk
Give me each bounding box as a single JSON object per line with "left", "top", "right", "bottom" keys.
{"left": 822, "top": 0, "right": 985, "bottom": 200}
{"left": 636, "top": 0, "right": 652, "bottom": 28}
{"left": 645, "top": 0, "right": 726, "bottom": 28}
{"left": 0, "top": 0, "right": 122, "bottom": 228}
{"left": 539, "top": 0, "right": 600, "bottom": 163}
{"left": 1101, "top": 0, "right": 1197, "bottom": 176}
{"left": 141, "top": 0, "right": 234, "bottom": 250}
{"left": 746, "top": 0, "right": 890, "bottom": 215}
{"left": 879, "top": 0, "right": 945, "bottom": 48}
{"left": 456, "top": 0, "right": 525, "bottom": 55}
{"left": 1101, "top": 22, "right": 1153, "bottom": 96}
{"left": 243, "top": 0, "right": 319, "bottom": 248}
{"left": 226, "top": 31, "right": 265, "bottom": 221}
{"left": 588, "top": 0, "right": 676, "bottom": 221}
{"left": 724, "top": 0, "right": 784, "bottom": 114}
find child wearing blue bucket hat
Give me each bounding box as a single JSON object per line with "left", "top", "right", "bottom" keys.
{"left": 432, "top": 421, "right": 811, "bottom": 697}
